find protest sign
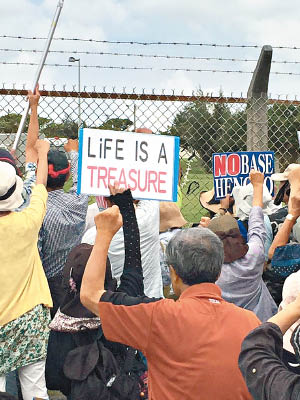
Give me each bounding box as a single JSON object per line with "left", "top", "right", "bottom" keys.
{"left": 212, "top": 151, "right": 275, "bottom": 199}
{"left": 78, "top": 128, "right": 180, "bottom": 201}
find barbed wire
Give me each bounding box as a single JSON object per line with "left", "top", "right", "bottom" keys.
{"left": 1, "top": 48, "right": 300, "bottom": 64}
{"left": 1, "top": 60, "right": 300, "bottom": 75}
{"left": 1, "top": 35, "right": 300, "bottom": 50}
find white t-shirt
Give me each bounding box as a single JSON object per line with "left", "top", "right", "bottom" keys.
{"left": 84, "top": 202, "right": 99, "bottom": 233}
{"left": 82, "top": 200, "right": 163, "bottom": 298}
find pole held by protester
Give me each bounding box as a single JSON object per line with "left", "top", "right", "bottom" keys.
{"left": 12, "top": 0, "right": 65, "bottom": 151}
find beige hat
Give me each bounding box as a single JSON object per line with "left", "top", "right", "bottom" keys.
{"left": 159, "top": 202, "right": 187, "bottom": 232}
{"left": 271, "top": 164, "right": 300, "bottom": 182}
{"left": 208, "top": 214, "right": 239, "bottom": 233}
{"left": 0, "top": 161, "right": 24, "bottom": 211}
{"left": 199, "top": 189, "right": 236, "bottom": 216}
{"left": 200, "top": 189, "right": 221, "bottom": 214}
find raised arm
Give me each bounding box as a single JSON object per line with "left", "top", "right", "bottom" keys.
{"left": 109, "top": 186, "right": 144, "bottom": 296}
{"left": 22, "top": 140, "right": 49, "bottom": 229}
{"left": 247, "top": 170, "right": 265, "bottom": 245}
{"left": 251, "top": 169, "right": 264, "bottom": 208}
{"left": 64, "top": 139, "right": 79, "bottom": 192}
{"left": 268, "top": 167, "right": 300, "bottom": 259}
{"left": 25, "top": 86, "right": 40, "bottom": 163}
{"left": 268, "top": 292, "right": 300, "bottom": 335}
{"left": 35, "top": 140, "right": 50, "bottom": 186}
{"left": 81, "top": 206, "right": 123, "bottom": 316}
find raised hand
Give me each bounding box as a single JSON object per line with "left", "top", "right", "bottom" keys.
{"left": 94, "top": 205, "right": 123, "bottom": 237}
{"left": 249, "top": 169, "right": 264, "bottom": 186}
{"left": 109, "top": 181, "right": 128, "bottom": 196}
{"left": 199, "top": 216, "right": 211, "bottom": 228}
{"left": 35, "top": 139, "right": 50, "bottom": 155}
{"left": 27, "top": 84, "right": 40, "bottom": 109}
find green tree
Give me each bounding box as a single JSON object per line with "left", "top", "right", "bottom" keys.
{"left": 169, "top": 94, "right": 247, "bottom": 171}
{"left": 268, "top": 103, "right": 300, "bottom": 169}
{"left": 99, "top": 118, "right": 133, "bottom": 131}
{"left": 0, "top": 113, "right": 27, "bottom": 133}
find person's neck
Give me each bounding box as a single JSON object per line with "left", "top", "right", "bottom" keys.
{"left": 178, "top": 283, "right": 191, "bottom": 296}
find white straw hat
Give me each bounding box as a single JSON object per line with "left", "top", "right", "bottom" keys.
{"left": 0, "top": 162, "right": 24, "bottom": 211}
{"left": 271, "top": 164, "right": 300, "bottom": 182}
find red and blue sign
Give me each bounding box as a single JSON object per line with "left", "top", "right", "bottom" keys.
{"left": 212, "top": 151, "right": 275, "bottom": 199}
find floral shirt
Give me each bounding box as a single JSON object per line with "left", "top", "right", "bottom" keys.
{"left": 16, "top": 162, "right": 37, "bottom": 211}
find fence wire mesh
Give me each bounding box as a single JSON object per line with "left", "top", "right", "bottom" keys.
{"left": 1, "top": 87, "right": 300, "bottom": 223}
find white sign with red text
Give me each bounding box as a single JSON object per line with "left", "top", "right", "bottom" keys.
{"left": 77, "top": 128, "right": 180, "bottom": 201}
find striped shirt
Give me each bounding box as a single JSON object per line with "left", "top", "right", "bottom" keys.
{"left": 38, "top": 151, "right": 89, "bottom": 278}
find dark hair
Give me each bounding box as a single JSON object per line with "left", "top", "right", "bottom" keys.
{"left": 47, "top": 149, "right": 69, "bottom": 189}
{"left": 165, "top": 228, "right": 224, "bottom": 285}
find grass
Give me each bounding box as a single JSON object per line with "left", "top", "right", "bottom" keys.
{"left": 180, "top": 158, "right": 214, "bottom": 223}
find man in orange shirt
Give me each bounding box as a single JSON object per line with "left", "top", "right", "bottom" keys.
{"left": 81, "top": 174, "right": 263, "bottom": 400}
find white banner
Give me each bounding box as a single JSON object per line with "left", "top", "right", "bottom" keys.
{"left": 78, "top": 128, "right": 180, "bottom": 201}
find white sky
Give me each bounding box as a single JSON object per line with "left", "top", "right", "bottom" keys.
{"left": 1, "top": 0, "right": 300, "bottom": 97}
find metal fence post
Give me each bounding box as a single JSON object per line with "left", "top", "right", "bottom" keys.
{"left": 247, "top": 45, "right": 273, "bottom": 151}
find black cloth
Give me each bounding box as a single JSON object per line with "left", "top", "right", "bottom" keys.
{"left": 0, "top": 393, "right": 17, "bottom": 400}
{"left": 263, "top": 267, "right": 285, "bottom": 306}
{"left": 269, "top": 206, "right": 289, "bottom": 238}
{"left": 239, "top": 322, "right": 300, "bottom": 400}
{"left": 61, "top": 244, "right": 117, "bottom": 318}
{"left": 103, "top": 189, "right": 161, "bottom": 305}
{"left": 111, "top": 190, "right": 144, "bottom": 297}
{"left": 46, "top": 329, "right": 98, "bottom": 395}
{"left": 48, "top": 274, "right": 64, "bottom": 319}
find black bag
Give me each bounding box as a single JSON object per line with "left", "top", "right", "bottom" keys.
{"left": 63, "top": 331, "right": 146, "bottom": 400}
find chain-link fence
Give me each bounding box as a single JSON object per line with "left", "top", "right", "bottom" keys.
{"left": 1, "top": 87, "right": 300, "bottom": 223}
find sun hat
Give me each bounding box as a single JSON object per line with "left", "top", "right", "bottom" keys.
{"left": 0, "top": 161, "right": 24, "bottom": 211}
{"left": 199, "top": 188, "right": 236, "bottom": 216}
{"left": 208, "top": 215, "right": 248, "bottom": 263}
{"left": 208, "top": 214, "right": 239, "bottom": 233}
{"left": 271, "top": 164, "right": 300, "bottom": 182}
{"left": 159, "top": 202, "right": 187, "bottom": 232}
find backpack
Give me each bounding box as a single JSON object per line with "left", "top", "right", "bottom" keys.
{"left": 63, "top": 329, "right": 147, "bottom": 400}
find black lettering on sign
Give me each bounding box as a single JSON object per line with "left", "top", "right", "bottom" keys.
{"left": 99, "top": 138, "right": 103, "bottom": 158}
{"left": 88, "top": 137, "right": 96, "bottom": 158}
{"left": 135, "top": 141, "right": 138, "bottom": 161}
{"left": 115, "top": 139, "right": 124, "bottom": 160}
{"left": 104, "top": 139, "right": 112, "bottom": 159}
{"left": 158, "top": 143, "right": 168, "bottom": 164}
{"left": 139, "top": 141, "right": 148, "bottom": 162}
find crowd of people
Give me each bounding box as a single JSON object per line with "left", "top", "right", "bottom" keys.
{"left": 1, "top": 89, "right": 300, "bottom": 399}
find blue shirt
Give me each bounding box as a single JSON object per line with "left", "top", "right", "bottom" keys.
{"left": 38, "top": 151, "right": 88, "bottom": 278}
